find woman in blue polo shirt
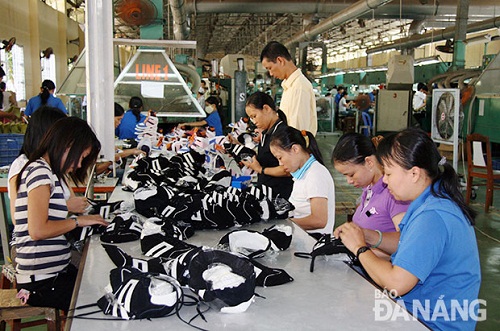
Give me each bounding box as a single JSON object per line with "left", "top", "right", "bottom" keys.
{"left": 334, "top": 128, "right": 481, "bottom": 330}
{"left": 115, "top": 96, "right": 147, "bottom": 140}
{"left": 178, "top": 96, "right": 223, "bottom": 136}
{"left": 25, "top": 80, "right": 67, "bottom": 116}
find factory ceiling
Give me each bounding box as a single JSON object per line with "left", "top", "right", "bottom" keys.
{"left": 62, "top": 0, "right": 499, "bottom": 65}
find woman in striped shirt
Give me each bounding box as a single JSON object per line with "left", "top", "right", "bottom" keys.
{"left": 13, "top": 117, "right": 108, "bottom": 312}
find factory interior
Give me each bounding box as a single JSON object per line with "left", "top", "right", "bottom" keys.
{"left": 0, "top": 0, "right": 499, "bottom": 330}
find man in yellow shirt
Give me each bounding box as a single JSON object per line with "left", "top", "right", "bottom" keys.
{"left": 260, "top": 41, "right": 317, "bottom": 136}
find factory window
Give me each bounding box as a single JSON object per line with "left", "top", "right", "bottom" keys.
{"left": 41, "top": 54, "right": 57, "bottom": 87}
{"left": 0, "top": 44, "right": 26, "bottom": 102}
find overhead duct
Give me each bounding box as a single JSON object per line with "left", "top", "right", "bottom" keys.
{"left": 169, "top": 0, "right": 190, "bottom": 40}
{"left": 183, "top": 0, "right": 498, "bottom": 17}
{"left": 284, "top": 0, "right": 394, "bottom": 48}
{"left": 367, "top": 16, "right": 500, "bottom": 54}
{"left": 408, "top": 19, "right": 426, "bottom": 35}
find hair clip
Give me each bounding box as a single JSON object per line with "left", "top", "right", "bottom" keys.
{"left": 301, "top": 130, "right": 310, "bottom": 148}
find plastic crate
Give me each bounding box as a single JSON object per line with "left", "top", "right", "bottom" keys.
{"left": 0, "top": 134, "right": 24, "bottom": 166}
{"left": 231, "top": 175, "right": 251, "bottom": 189}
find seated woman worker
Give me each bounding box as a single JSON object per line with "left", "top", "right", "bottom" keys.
{"left": 334, "top": 128, "right": 481, "bottom": 331}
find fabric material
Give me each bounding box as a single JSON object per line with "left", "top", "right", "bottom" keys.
{"left": 249, "top": 259, "right": 294, "bottom": 287}
{"left": 289, "top": 161, "right": 335, "bottom": 235}
{"left": 13, "top": 158, "right": 71, "bottom": 279}
{"left": 352, "top": 177, "right": 409, "bottom": 232}
{"left": 392, "top": 183, "right": 481, "bottom": 331}
{"left": 100, "top": 213, "right": 143, "bottom": 243}
{"left": 188, "top": 250, "right": 256, "bottom": 312}
{"left": 280, "top": 68, "right": 317, "bottom": 135}
{"left": 97, "top": 266, "right": 179, "bottom": 320}
{"left": 115, "top": 109, "right": 147, "bottom": 140}
{"left": 205, "top": 111, "right": 223, "bottom": 136}
{"left": 24, "top": 94, "right": 67, "bottom": 116}
{"left": 256, "top": 120, "right": 293, "bottom": 199}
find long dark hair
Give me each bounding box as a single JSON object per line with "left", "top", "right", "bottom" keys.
{"left": 40, "top": 79, "right": 55, "bottom": 105}
{"left": 206, "top": 95, "right": 225, "bottom": 123}
{"left": 376, "top": 128, "right": 476, "bottom": 225}
{"left": 17, "top": 117, "right": 101, "bottom": 188}
{"left": 270, "top": 126, "right": 324, "bottom": 165}
{"left": 114, "top": 102, "right": 125, "bottom": 117}
{"left": 331, "top": 132, "right": 376, "bottom": 165}
{"left": 246, "top": 91, "right": 287, "bottom": 124}
{"left": 129, "top": 96, "right": 143, "bottom": 122}
{"left": 19, "top": 106, "right": 67, "bottom": 157}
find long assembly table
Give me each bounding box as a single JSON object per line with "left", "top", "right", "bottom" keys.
{"left": 66, "top": 186, "right": 428, "bottom": 331}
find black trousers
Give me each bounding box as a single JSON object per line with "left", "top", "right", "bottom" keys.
{"left": 16, "top": 264, "right": 78, "bottom": 312}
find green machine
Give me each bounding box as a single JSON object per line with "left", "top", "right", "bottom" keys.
{"left": 466, "top": 51, "right": 500, "bottom": 143}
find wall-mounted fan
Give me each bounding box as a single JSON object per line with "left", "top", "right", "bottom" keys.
{"left": 436, "top": 39, "right": 454, "bottom": 54}
{"left": 41, "top": 47, "right": 54, "bottom": 59}
{"left": 431, "top": 88, "right": 461, "bottom": 170}
{"left": 435, "top": 91, "right": 456, "bottom": 140}
{"left": 115, "top": 0, "right": 158, "bottom": 27}
{"left": 0, "top": 37, "right": 16, "bottom": 52}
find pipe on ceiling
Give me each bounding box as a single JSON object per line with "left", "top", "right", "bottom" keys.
{"left": 408, "top": 19, "right": 426, "bottom": 35}
{"left": 284, "top": 0, "right": 394, "bottom": 48}
{"left": 366, "top": 16, "right": 500, "bottom": 54}
{"left": 184, "top": 0, "right": 492, "bottom": 16}
{"left": 169, "top": 0, "right": 190, "bottom": 40}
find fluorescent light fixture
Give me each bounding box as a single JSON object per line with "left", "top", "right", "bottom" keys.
{"left": 415, "top": 56, "right": 441, "bottom": 66}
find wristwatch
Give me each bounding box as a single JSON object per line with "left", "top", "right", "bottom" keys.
{"left": 356, "top": 246, "right": 370, "bottom": 260}
{"left": 70, "top": 215, "right": 79, "bottom": 228}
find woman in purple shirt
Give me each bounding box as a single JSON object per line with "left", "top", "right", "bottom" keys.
{"left": 332, "top": 133, "right": 409, "bottom": 235}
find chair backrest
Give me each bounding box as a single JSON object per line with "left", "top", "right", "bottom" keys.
{"left": 360, "top": 111, "right": 372, "bottom": 136}
{"left": 361, "top": 111, "right": 372, "bottom": 127}
{"left": 466, "top": 133, "right": 492, "bottom": 173}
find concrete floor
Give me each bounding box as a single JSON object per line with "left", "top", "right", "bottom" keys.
{"left": 316, "top": 132, "right": 500, "bottom": 331}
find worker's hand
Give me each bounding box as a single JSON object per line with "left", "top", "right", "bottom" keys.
{"left": 226, "top": 133, "right": 239, "bottom": 145}
{"left": 75, "top": 214, "right": 108, "bottom": 227}
{"left": 67, "top": 196, "right": 89, "bottom": 214}
{"left": 334, "top": 222, "right": 367, "bottom": 254}
{"left": 131, "top": 148, "right": 146, "bottom": 157}
{"left": 241, "top": 156, "right": 260, "bottom": 172}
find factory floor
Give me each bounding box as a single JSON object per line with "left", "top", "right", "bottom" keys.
{"left": 1, "top": 132, "right": 499, "bottom": 330}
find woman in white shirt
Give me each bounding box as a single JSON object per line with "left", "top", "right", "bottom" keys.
{"left": 270, "top": 126, "right": 335, "bottom": 239}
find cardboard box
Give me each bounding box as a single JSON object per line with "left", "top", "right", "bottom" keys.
{"left": 438, "top": 142, "right": 462, "bottom": 161}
